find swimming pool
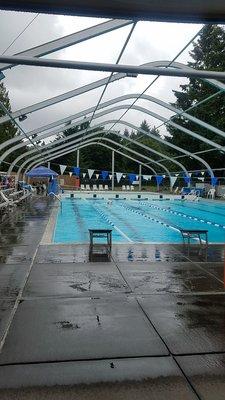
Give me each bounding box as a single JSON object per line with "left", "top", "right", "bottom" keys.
{"left": 53, "top": 198, "right": 225, "bottom": 244}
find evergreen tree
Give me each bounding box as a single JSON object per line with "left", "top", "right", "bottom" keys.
{"left": 0, "top": 82, "right": 20, "bottom": 168}
{"left": 167, "top": 25, "right": 225, "bottom": 172}
{"left": 129, "top": 119, "right": 167, "bottom": 162}
{"left": 49, "top": 119, "right": 168, "bottom": 175}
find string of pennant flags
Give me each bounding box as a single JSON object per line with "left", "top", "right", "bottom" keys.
{"left": 57, "top": 164, "right": 219, "bottom": 186}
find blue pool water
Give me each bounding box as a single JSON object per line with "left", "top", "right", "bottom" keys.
{"left": 53, "top": 198, "right": 225, "bottom": 244}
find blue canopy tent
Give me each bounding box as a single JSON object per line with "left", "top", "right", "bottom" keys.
{"left": 26, "top": 166, "right": 59, "bottom": 194}
{"left": 26, "top": 166, "right": 58, "bottom": 178}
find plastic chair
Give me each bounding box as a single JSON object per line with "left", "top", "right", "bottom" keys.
{"left": 207, "top": 188, "right": 216, "bottom": 199}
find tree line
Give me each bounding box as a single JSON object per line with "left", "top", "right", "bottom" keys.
{"left": 0, "top": 24, "right": 224, "bottom": 176}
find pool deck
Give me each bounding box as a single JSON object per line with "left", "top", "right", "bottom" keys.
{"left": 0, "top": 197, "right": 225, "bottom": 399}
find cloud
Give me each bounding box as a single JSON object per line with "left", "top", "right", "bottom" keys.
{"left": 0, "top": 11, "right": 202, "bottom": 140}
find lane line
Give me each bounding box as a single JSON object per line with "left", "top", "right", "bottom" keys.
{"left": 85, "top": 198, "right": 133, "bottom": 243}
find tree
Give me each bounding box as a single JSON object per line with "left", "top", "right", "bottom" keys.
{"left": 166, "top": 25, "right": 225, "bottom": 172}
{"left": 0, "top": 82, "right": 30, "bottom": 170}
{"left": 47, "top": 118, "right": 169, "bottom": 175}
{"left": 0, "top": 82, "right": 22, "bottom": 168}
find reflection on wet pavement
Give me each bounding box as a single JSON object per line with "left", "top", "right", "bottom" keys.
{"left": 176, "top": 353, "right": 225, "bottom": 400}
{"left": 0, "top": 357, "right": 197, "bottom": 400}
{"left": 139, "top": 294, "right": 225, "bottom": 354}
{"left": 0, "top": 197, "right": 224, "bottom": 399}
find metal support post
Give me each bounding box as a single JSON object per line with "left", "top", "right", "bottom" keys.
{"left": 139, "top": 164, "right": 142, "bottom": 191}
{"left": 76, "top": 149, "right": 80, "bottom": 167}
{"left": 111, "top": 150, "right": 115, "bottom": 191}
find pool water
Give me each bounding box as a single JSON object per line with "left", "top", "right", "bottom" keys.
{"left": 53, "top": 198, "right": 225, "bottom": 244}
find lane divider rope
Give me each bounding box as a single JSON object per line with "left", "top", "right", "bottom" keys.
{"left": 139, "top": 201, "right": 225, "bottom": 229}
{"left": 87, "top": 200, "right": 133, "bottom": 243}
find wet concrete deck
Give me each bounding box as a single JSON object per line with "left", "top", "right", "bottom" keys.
{"left": 0, "top": 197, "right": 224, "bottom": 399}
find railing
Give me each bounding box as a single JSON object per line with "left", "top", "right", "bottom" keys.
{"left": 48, "top": 192, "right": 61, "bottom": 200}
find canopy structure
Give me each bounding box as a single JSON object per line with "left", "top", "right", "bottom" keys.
{"left": 26, "top": 166, "right": 58, "bottom": 178}
{"left": 0, "top": 0, "right": 225, "bottom": 23}
{"left": 0, "top": 14, "right": 224, "bottom": 186}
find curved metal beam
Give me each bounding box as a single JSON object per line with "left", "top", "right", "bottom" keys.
{"left": 0, "top": 19, "right": 133, "bottom": 72}
{"left": 27, "top": 142, "right": 156, "bottom": 181}
{"left": 8, "top": 101, "right": 194, "bottom": 174}
{"left": 6, "top": 100, "right": 221, "bottom": 174}
{"left": 18, "top": 133, "right": 178, "bottom": 179}
{"left": 148, "top": 61, "right": 225, "bottom": 91}
{"left": 3, "top": 93, "right": 225, "bottom": 172}
{"left": 28, "top": 92, "right": 225, "bottom": 139}
{"left": 20, "top": 130, "right": 188, "bottom": 183}
{"left": 26, "top": 139, "right": 158, "bottom": 176}
{"left": 0, "top": 59, "right": 224, "bottom": 128}
{"left": 12, "top": 117, "right": 213, "bottom": 177}
{"left": 2, "top": 89, "right": 225, "bottom": 155}
{"left": 16, "top": 124, "right": 189, "bottom": 179}
{"left": 25, "top": 139, "right": 173, "bottom": 187}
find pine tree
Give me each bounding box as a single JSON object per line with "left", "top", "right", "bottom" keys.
{"left": 0, "top": 82, "right": 18, "bottom": 155}
{"left": 167, "top": 25, "right": 225, "bottom": 172}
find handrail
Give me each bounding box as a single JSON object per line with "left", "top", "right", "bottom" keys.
{"left": 48, "top": 192, "right": 61, "bottom": 201}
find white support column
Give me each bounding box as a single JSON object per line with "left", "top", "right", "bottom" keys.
{"left": 111, "top": 150, "right": 115, "bottom": 191}
{"left": 76, "top": 149, "right": 80, "bottom": 167}
{"left": 47, "top": 162, "right": 50, "bottom": 169}
{"left": 169, "top": 176, "right": 173, "bottom": 193}
{"left": 139, "top": 164, "right": 142, "bottom": 191}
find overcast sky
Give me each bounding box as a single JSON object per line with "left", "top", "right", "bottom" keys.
{"left": 0, "top": 11, "right": 203, "bottom": 140}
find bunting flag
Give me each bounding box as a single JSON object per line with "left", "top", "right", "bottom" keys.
{"left": 156, "top": 175, "right": 164, "bottom": 185}
{"left": 170, "top": 176, "right": 177, "bottom": 188}
{"left": 123, "top": 174, "right": 126, "bottom": 178}
{"left": 69, "top": 172, "right": 72, "bottom": 177}
{"left": 128, "top": 173, "right": 136, "bottom": 183}
{"left": 162, "top": 175, "right": 166, "bottom": 178}
{"left": 82, "top": 173, "right": 86, "bottom": 178}
{"left": 175, "top": 173, "right": 179, "bottom": 177}
{"left": 59, "top": 164, "right": 67, "bottom": 175}
{"left": 184, "top": 176, "right": 191, "bottom": 185}
{"left": 109, "top": 174, "right": 112, "bottom": 180}
{"left": 211, "top": 177, "right": 218, "bottom": 186}
{"left": 201, "top": 171, "right": 205, "bottom": 176}
{"left": 189, "top": 173, "right": 192, "bottom": 177}
{"left": 101, "top": 170, "right": 109, "bottom": 180}
{"left": 116, "top": 172, "right": 123, "bottom": 183}
{"left": 72, "top": 167, "right": 80, "bottom": 176}
{"left": 88, "top": 169, "right": 95, "bottom": 179}
{"left": 96, "top": 174, "right": 99, "bottom": 180}
{"left": 136, "top": 175, "right": 139, "bottom": 180}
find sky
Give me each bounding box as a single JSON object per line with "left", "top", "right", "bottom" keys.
{"left": 0, "top": 10, "right": 203, "bottom": 141}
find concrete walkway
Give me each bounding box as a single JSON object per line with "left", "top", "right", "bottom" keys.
{"left": 0, "top": 198, "right": 224, "bottom": 399}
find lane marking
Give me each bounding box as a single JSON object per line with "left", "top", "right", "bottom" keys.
{"left": 86, "top": 199, "right": 133, "bottom": 243}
